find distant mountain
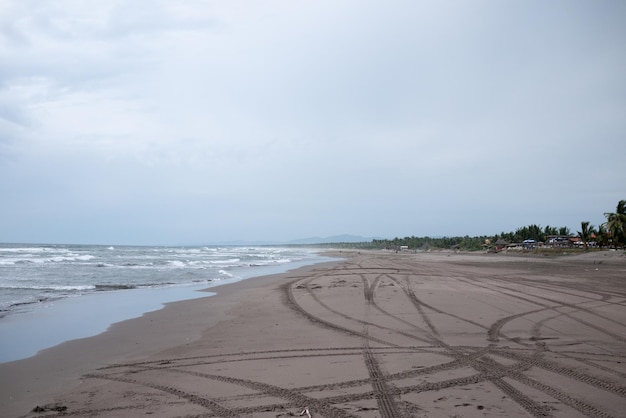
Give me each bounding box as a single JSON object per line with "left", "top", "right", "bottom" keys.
{"left": 199, "top": 234, "right": 377, "bottom": 246}
{"left": 286, "top": 234, "right": 375, "bottom": 245}
{"left": 206, "top": 240, "right": 276, "bottom": 246}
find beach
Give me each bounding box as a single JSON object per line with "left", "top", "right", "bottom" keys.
{"left": 1, "top": 250, "right": 625, "bottom": 417}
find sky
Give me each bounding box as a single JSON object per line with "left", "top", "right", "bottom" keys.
{"left": 1, "top": 1, "right": 625, "bottom": 245}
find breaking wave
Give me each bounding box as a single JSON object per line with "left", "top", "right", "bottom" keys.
{"left": 0, "top": 244, "right": 322, "bottom": 319}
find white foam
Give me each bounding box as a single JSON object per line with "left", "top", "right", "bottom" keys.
{"left": 209, "top": 258, "right": 241, "bottom": 265}
{"left": 0, "top": 245, "right": 328, "bottom": 326}
{"left": 2, "top": 284, "right": 95, "bottom": 291}
{"left": 75, "top": 255, "right": 96, "bottom": 261}
{"left": 0, "top": 247, "right": 69, "bottom": 253}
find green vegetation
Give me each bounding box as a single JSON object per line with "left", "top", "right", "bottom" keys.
{"left": 493, "top": 224, "right": 571, "bottom": 244}
{"left": 313, "top": 199, "right": 626, "bottom": 252}
{"left": 604, "top": 200, "right": 626, "bottom": 249}
{"left": 577, "top": 221, "right": 595, "bottom": 251}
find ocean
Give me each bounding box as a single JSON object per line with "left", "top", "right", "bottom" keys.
{"left": 0, "top": 244, "right": 331, "bottom": 362}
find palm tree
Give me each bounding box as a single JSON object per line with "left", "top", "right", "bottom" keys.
{"left": 577, "top": 221, "right": 596, "bottom": 250}
{"left": 604, "top": 200, "right": 626, "bottom": 249}
{"left": 558, "top": 226, "right": 571, "bottom": 236}
{"left": 595, "top": 224, "right": 610, "bottom": 248}
{"left": 544, "top": 225, "right": 558, "bottom": 236}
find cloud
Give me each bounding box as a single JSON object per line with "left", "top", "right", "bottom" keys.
{"left": 0, "top": 1, "right": 625, "bottom": 244}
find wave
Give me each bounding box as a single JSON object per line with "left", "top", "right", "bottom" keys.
{"left": 1, "top": 284, "right": 96, "bottom": 291}
{"left": 94, "top": 284, "right": 137, "bottom": 291}
{"left": 0, "top": 291, "right": 83, "bottom": 315}
{"left": 0, "top": 282, "right": 207, "bottom": 294}
{"left": 0, "top": 245, "right": 322, "bottom": 320}
{"left": 94, "top": 282, "right": 184, "bottom": 291}
{"left": 0, "top": 255, "right": 96, "bottom": 264}
{"left": 270, "top": 258, "right": 291, "bottom": 264}
{"left": 0, "top": 247, "right": 71, "bottom": 253}
{"left": 208, "top": 258, "right": 241, "bottom": 265}
{"left": 2, "top": 295, "right": 64, "bottom": 310}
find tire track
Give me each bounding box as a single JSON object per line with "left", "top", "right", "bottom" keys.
{"left": 385, "top": 270, "right": 539, "bottom": 349}
{"left": 290, "top": 275, "right": 443, "bottom": 345}
{"left": 374, "top": 274, "right": 562, "bottom": 416}
{"left": 84, "top": 373, "right": 238, "bottom": 417}
{"left": 487, "top": 307, "right": 549, "bottom": 343}
{"left": 89, "top": 364, "right": 361, "bottom": 418}
{"left": 361, "top": 274, "right": 381, "bottom": 303}
{"left": 25, "top": 404, "right": 152, "bottom": 417}
{"left": 400, "top": 275, "right": 440, "bottom": 337}
{"left": 285, "top": 267, "right": 541, "bottom": 416}
{"left": 343, "top": 265, "right": 572, "bottom": 416}
{"left": 492, "top": 349, "right": 626, "bottom": 398}
{"left": 453, "top": 275, "right": 626, "bottom": 343}
{"left": 509, "top": 370, "right": 617, "bottom": 418}
{"left": 385, "top": 275, "right": 488, "bottom": 335}
{"left": 488, "top": 377, "right": 551, "bottom": 417}
{"left": 485, "top": 275, "right": 626, "bottom": 328}
{"left": 530, "top": 312, "right": 564, "bottom": 341}
{"left": 558, "top": 352, "right": 626, "bottom": 380}
{"left": 386, "top": 258, "right": 626, "bottom": 416}
{"left": 282, "top": 279, "right": 399, "bottom": 347}
{"left": 362, "top": 274, "right": 438, "bottom": 342}
{"left": 472, "top": 356, "right": 552, "bottom": 417}
{"left": 294, "top": 345, "right": 495, "bottom": 394}
{"left": 403, "top": 261, "right": 626, "bottom": 402}
{"left": 98, "top": 346, "right": 429, "bottom": 372}
{"left": 163, "top": 367, "right": 360, "bottom": 418}
{"left": 363, "top": 341, "right": 401, "bottom": 418}
{"left": 488, "top": 273, "right": 620, "bottom": 303}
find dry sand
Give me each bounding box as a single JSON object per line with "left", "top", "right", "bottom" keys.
{"left": 1, "top": 250, "right": 625, "bottom": 418}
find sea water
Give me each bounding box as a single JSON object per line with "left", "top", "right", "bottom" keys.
{"left": 0, "top": 244, "right": 331, "bottom": 362}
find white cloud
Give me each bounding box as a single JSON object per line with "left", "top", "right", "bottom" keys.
{"left": 1, "top": 1, "right": 625, "bottom": 244}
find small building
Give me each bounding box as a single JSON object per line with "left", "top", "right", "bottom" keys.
{"left": 522, "top": 239, "right": 537, "bottom": 249}
{"left": 546, "top": 235, "right": 573, "bottom": 248}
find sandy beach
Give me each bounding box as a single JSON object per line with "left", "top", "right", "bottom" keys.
{"left": 1, "top": 250, "right": 625, "bottom": 417}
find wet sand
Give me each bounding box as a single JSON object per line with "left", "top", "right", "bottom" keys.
{"left": 1, "top": 250, "right": 625, "bottom": 417}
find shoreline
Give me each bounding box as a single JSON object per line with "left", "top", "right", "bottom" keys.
{"left": 0, "top": 252, "right": 338, "bottom": 363}
{"left": 1, "top": 250, "right": 625, "bottom": 417}
{"left": 0, "top": 283, "right": 216, "bottom": 363}
{"left": 0, "top": 259, "right": 342, "bottom": 417}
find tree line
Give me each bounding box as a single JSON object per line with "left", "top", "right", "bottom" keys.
{"left": 314, "top": 199, "right": 626, "bottom": 251}
{"left": 578, "top": 199, "right": 626, "bottom": 250}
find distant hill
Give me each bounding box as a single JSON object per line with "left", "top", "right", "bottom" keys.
{"left": 199, "top": 235, "right": 376, "bottom": 246}
{"left": 286, "top": 235, "right": 375, "bottom": 245}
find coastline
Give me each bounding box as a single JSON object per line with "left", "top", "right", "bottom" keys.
{"left": 0, "top": 284, "right": 215, "bottom": 363}
{"left": 0, "top": 259, "right": 342, "bottom": 417}
{"left": 1, "top": 250, "right": 625, "bottom": 417}
{"left": 0, "top": 251, "right": 337, "bottom": 363}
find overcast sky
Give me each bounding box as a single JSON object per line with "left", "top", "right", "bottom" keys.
{"left": 1, "top": 1, "right": 625, "bottom": 245}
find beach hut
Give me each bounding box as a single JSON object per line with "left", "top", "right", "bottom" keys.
{"left": 494, "top": 238, "right": 508, "bottom": 252}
